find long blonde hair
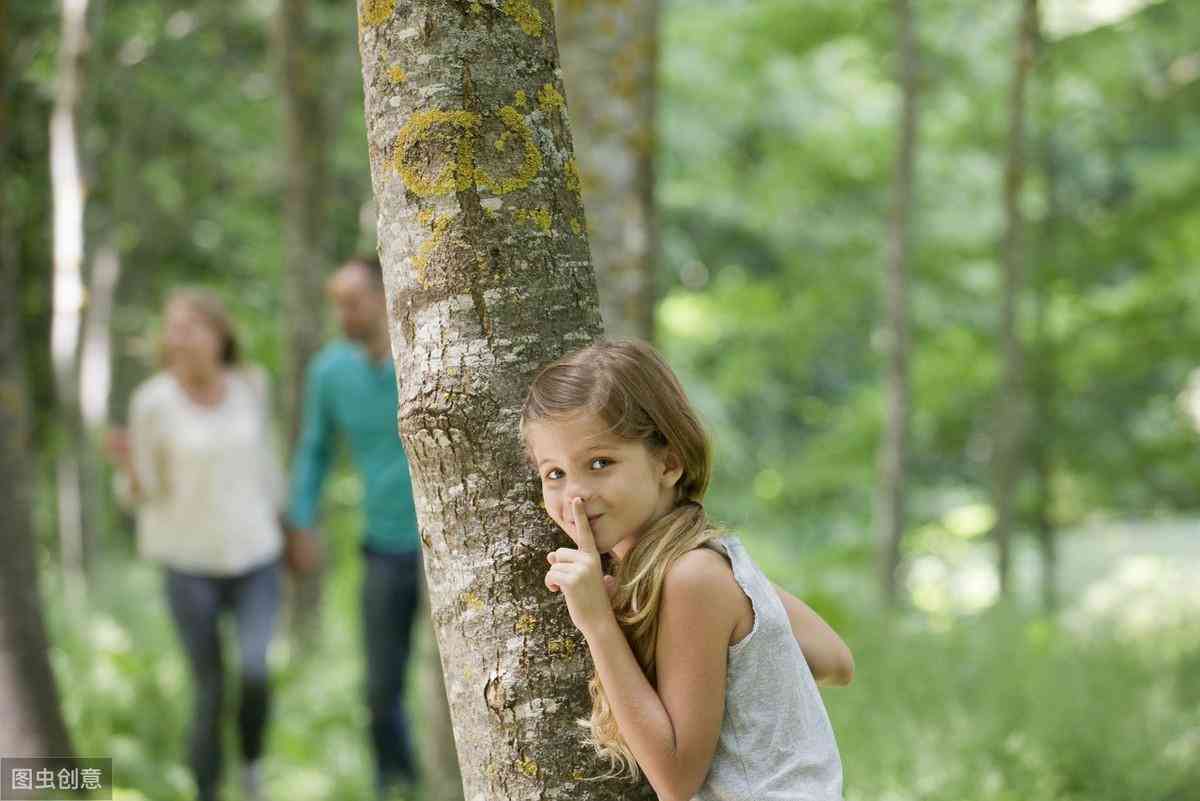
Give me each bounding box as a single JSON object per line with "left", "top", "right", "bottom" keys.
{"left": 520, "top": 339, "right": 718, "bottom": 781}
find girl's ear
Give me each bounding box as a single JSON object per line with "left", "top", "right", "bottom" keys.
{"left": 660, "top": 448, "right": 685, "bottom": 488}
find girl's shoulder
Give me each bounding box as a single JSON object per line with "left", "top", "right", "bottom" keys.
{"left": 662, "top": 538, "right": 755, "bottom": 646}
{"left": 664, "top": 539, "right": 744, "bottom": 607}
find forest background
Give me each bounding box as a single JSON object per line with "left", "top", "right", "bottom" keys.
{"left": 3, "top": 0, "right": 1199, "bottom": 799}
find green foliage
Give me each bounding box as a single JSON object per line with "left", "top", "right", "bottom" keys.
{"left": 659, "top": 0, "right": 1200, "bottom": 541}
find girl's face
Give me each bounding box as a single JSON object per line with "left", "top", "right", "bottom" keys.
{"left": 163, "top": 300, "right": 223, "bottom": 374}
{"left": 525, "top": 412, "right": 683, "bottom": 557}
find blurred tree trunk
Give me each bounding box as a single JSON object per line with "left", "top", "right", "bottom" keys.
{"left": 275, "top": 0, "right": 331, "bottom": 445}
{"left": 0, "top": 0, "right": 75, "bottom": 754}
{"left": 876, "top": 0, "right": 919, "bottom": 607}
{"left": 79, "top": 242, "right": 119, "bottom": 436}
{"left": 992, "top": 0, "right": 1038, "bottom": 597}
{"left": 556, "top": 0, "right": 658, "bottom": 341}
{"left": 355, "top": 1, "right": 653, "bottom": 798}
{"left": 1031, "top": 22, "right": 1057, "bottom": 614}
{"left": 274, "top": 0, "right": 331, "bottom": 648}
{"left": 49, "top": 0, "right": 93, "bottom": 607}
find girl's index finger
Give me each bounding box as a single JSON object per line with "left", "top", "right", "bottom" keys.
{"left": 571, "top": 497, "right": 599, "bottom": 554}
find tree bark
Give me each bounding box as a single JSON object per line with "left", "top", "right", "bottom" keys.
{"left": 49, "top": 0, "right": 92, "bottom": 607}
{"left": 355, "top": 1, "right": 653, "bottom": 797}
{"left": 556, "top": 0, "right": 658, "bottom": 341}
{"left": 0, "top": 0, "right": 76, "bottom": 754}
{"left": 876, "top": 0, "right": 919, "bottom": 607}
{"left": 992, "top": 0, "right": 1038, "bottom": 597}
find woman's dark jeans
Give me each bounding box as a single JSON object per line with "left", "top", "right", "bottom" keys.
{"left": 165, "top": 559, "right": 281, "bottom": 801}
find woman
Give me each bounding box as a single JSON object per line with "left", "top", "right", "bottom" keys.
{"left": 109, "top": 288, "right": 285, "bottom": 801}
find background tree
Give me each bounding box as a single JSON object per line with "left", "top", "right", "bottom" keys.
{"left": 876, "top": 0, "right": 919, "bottom": 606}
{"left": 991, "top": 0, "right": 1038, "bottom": 596}
{"left": 0, "top": 0, "right": 75, "bottom": 756}
{"left": 49, "top": 0, "right": 93, "bottom": 607}
{"left": 355, "top": 0, "right": 653, "bottom": 797}
{"left": 556, "top": 0, "right": 659, "bottom": 340}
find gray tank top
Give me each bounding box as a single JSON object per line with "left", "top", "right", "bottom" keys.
{"left": 693, "top": 536, "right": 845, "bottom": 801}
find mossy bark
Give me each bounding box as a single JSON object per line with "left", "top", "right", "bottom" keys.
{"left": 355, "top": 1, "right": 653, "bottom": 798}
{"left": 0, "top": 0, "right": 75, "bottom": 756}
{"left": 556, "top": 0, "right": 657, "bottom": 341}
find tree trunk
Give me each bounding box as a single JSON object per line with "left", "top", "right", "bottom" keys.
{"left": 1031, "top": 22, "right": 1057, "bottom": 614}
{"left": 555, "top": 0, "right": 658, "bottom": 341}
{"left": 355, "top": 1, "right": 653, "bottom": 798}
{"left": 49, "top": 0, "right": 92, "bottom": 607}
{"left": 0, "top": 0, "right": 76, "bottom": 754}
{"left": 275, "top": 0, "right": 331, "bottom": 446}
{"left": 992, "top": 0, "right": 1037, "bottom": 598}
{"left": 876, "top": 0, "right": 919, "bottom": 607}
{"left": 274, "top": 0, "right": 332, "bottom": 648}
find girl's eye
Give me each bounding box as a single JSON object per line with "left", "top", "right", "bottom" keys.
{"left": 544, "top": 468, "right": 564, "bottom": 481}
{"left": 590, "top": 457, "right": 611, "bottom": 470}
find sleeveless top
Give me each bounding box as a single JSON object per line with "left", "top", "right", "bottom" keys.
{"left": 693, "top": 535, "right": 845, "bottom": 801}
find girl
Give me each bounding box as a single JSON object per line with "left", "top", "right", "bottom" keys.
{"left": 107, "top": 289, "right": 285, "bottom": 801}
{"left": 521, "top": 339, "right": 853, "bottom": 801}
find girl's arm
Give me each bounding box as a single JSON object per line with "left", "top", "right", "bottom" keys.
{"left": 546, "top": 500, "right": 738, "bottom": 801}
{"left": 772, "top": 582, "right": 854, "bottom": 686}
{"left": 583, "top": 548, "right": 741, "bottom": 801}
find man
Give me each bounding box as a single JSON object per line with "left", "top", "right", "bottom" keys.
{"left": 287, "top": 255, "right": 421, "bottom": 798}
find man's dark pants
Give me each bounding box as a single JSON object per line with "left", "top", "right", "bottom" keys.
{"left": 361, "top": 544, "right": 423, "bottom": 792}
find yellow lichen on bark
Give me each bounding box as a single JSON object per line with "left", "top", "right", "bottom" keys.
{"left": 476, "top": 105, "right": 542, "bottom": 195}
{"left": 360, "top": 0, "right": 396, "bottom": 27}
{"left": 565, "top": 157, "right": 581, "bottom": 193}
{"left": 414, "top": 213, "right": 454, "bottom": 286}
{"left": 547, "top": 636, "right": 577, "bottom": 657}
{"left": 537, "top": 82, "right": 565, "bottom": 113}
{"left": 515, "top": 613, "right": 538, "bottom": 633}
{"left": 387, "top": 64, "right": 407, "bottom": 83}
{"left": 501, "top": 0, "right": 543, "bottom": 37}
{"left": 514, "top": 89, "right": 528, "bottom": 109}
{"left": 515, "top": 756, "right": 539, "bottom": 778}
{"left": 514, "top": 207, "right": 552, "bottom": 233}
{"left": 392, "top": 110, "right": 480, "bottom": 197}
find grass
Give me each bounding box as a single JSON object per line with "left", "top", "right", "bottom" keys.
{"left": 40, "top": 509, "right": 1200, "bottom": 801}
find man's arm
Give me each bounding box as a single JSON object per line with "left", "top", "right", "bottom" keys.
{"left": 286, "top": 360, "right": 336, "bottom": 571}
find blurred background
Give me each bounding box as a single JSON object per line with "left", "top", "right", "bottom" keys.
{"left": 3, "top": 0, "right": 1199, "bottom": 799}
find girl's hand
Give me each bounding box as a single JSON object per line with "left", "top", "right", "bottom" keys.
{"left": 545, "top": 497, "right": 617, "bottom": 639}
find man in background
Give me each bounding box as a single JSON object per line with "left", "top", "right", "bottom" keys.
{"left": 287, "top": 255, "right": 422, "bottom": 799}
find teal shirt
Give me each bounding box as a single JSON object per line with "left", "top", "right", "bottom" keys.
{"left": 287, "top": 341, "right": 419, "bottom": 553}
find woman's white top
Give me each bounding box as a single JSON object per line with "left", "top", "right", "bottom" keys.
{"left": 117, "top": 366, "right": 285, "bottom": 576}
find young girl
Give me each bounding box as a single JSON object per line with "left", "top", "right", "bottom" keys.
{"left": 521, "top": 339, "right": 853, "bottom": 801}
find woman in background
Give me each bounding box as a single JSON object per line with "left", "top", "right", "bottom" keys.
{"left": 108, "top": 288, "right": 285, "bottom": 801}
